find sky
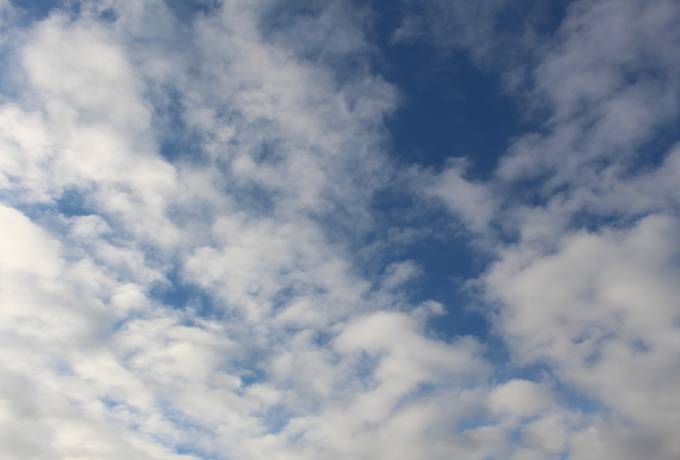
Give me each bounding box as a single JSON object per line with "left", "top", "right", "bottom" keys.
{"left": 1, "top": 0, "right": 680, "bottom": 459}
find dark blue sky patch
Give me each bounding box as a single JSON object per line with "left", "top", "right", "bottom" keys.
{"left": 366, "top": 181, "right": 492, "bottom": 339}
{"left": 367, "top": 24, "right": 521, "bottom": 180}
{"left": 364, "top": 0, "right": 572, "bottom": 179}
{"left": 381, "top": 43, "right": 522, "bottom": 178}
{"left": 401, "top": 233, "right": 490, "bottom": 340}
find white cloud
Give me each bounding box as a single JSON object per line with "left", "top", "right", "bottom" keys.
{"left": 0, "top": 2, "right": 505, "bottom": 459}
{"left": 403, "top": 1, "right": 680, "bottom": 458}
{"left": 380, "top": 259, "right": 423, "bottom": 291}
{"left": 485, "top": 214, "right": 680, "bottom": 458}
{"left": 417, "top": 159, "right": 499, "bottom": 235}
{"left": 488, "top": 379, "right": 553, "bottom": 419}
{"left": 1, "top": 12, "right": 180, "bottom": 247}
{"left": 2, "top": 0, "right": 679, "bottom": 459}
{"left": 0, "top": 204, "right": 198, "bottom": 459}
{"left": 498, "top": 0, "right": 680, "bottom": 186}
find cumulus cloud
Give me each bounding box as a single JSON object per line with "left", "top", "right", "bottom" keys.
{"left": 1, "top": 0, "right": 679, "bottom": 459}
{"left": 0, "top": 1, "right": 496, "bottom": 459}
{"left": 498, "top": 0, "right": 680, "bottom": 186}
{"left": 399, "top": 1, "right": 680, "bottom": 458}
{"left": 485, "top": 215, "right": 680, "bottom": 457}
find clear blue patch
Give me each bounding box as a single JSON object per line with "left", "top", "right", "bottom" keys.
{"left": 383, "top": 47, "right": 522, "bottom": 179}
{"left": 365, "top": 0, "right": 528, "bottom": 179}
{"left": 367, "top": 185, "right": 491, "bottom": 340}
{"left": 56, "top": 187, "right": 93, "bottom": 217}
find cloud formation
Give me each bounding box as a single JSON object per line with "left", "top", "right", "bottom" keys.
{"left": 0, "top": 1, "right": 679, "bottom": 459}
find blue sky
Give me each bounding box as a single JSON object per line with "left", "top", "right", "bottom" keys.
{"left": 1, "top": 1, "right": 680, "bottom": 459}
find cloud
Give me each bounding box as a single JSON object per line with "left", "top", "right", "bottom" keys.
{"left": 498, "top": 0, "right": 680, "bottom": 186}
{"left": 485, "top": 214, "right": 680, "bottom": 458}
{"left": 417, "top": 158, "right": 499, "bottom": 234}
{"left": 1, "top": 0, "right": 679, "bottom": 459}
{"left": 488, "top": 379, "right": 553, "bottom": 419}
{"left": 401, "top": 1, "right": 680, "bottom": 458}
{"left": 0, "top": 2, "right": 502, "bottom": 459}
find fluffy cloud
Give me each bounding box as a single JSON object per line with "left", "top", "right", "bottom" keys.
{"left": 0, "top": 1, "right": 497, "bottom": 459}
{"left": 485, "top": 215, "right": 680, "bottom": 458}
{"left": 498, "top": 0, "right": 680, "bottom": 186}
{"left": 402, "top": 1, "right": 680, "bottom": 458}
{"left": 1, "top": 0, "right": 678, "bottom": 459}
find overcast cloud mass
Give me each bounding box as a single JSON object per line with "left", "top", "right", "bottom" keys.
{"left": 1, "top": 1, "right": 679, "bottom": 459}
